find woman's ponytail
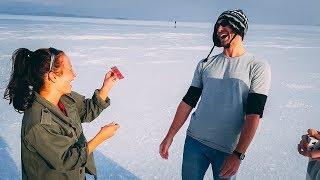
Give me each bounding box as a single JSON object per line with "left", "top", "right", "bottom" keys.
{"left": 4, "top": 47, "right": 63, "bottom": 113}
{"left": 4, "top": 48, "right": 35, "bottom": 112}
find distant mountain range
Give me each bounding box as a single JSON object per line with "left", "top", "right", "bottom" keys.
{"left": 0, "top": 11, "right": 96, "bottom": 19}
{"left": 0, "top": 1, "right": 319, "bottom": 25}
{"left": 0, "top": 2, "right": 128, "bottom": 20}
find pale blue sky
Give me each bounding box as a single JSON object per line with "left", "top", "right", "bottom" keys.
{"left": 0, "top": 0, "right": 319, "bottom": 25}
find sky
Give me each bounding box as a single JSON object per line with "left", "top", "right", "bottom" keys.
{"left": 0, "top": 0, "right": 319, "bottom": 25}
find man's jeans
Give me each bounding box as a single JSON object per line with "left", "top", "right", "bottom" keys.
{"left": 182, "top": 135, "right": 237, "bottom": 180}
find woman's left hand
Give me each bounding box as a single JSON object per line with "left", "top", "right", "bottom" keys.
{"left": 99, "top": 71, "right": 118, "bottom": 100}
{"left": 102, "top": 71, "right": 118, "bottom": 89}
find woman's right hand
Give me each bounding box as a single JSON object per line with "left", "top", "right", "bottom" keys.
{"left": 97, "top": 122, "right": 120, "bottom": 141}
{"left": 87, "top": 122, "right": 120, "bottom": 154}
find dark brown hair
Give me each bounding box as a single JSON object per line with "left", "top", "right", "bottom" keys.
{"left": 3, "top": 48, "right": 64, "bottom": 112}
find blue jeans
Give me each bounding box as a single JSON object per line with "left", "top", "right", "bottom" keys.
{"left": 182, "top": 135, "right": 237, "bottom": 180}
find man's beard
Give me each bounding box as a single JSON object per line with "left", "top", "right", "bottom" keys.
{"left": 219, "top": 34, "right": 237, "bottom": 48}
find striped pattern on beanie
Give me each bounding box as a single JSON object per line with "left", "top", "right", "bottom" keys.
{"left": 217, "top": 9, "right": 248, "bottom": 37}
{"left": 212, "top": 9, "right": 248, "bottom": 47}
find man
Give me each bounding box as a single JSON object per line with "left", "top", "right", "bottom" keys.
{"left": 159, "top": 9, "right": 271, "bottom": 179}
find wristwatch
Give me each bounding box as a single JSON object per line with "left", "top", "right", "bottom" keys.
{"left": 232, "top": 150, "right": 245, "bottom": 160}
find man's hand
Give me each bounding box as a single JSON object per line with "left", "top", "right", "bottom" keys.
{"left": 219, "top": 154, "right": 240, "bottom": 178}
{"left": 159, "top": 136, "right": 173, "bottom": 159}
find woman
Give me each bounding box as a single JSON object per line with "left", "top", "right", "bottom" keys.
{"left": 3, "top": 47, "right": 120, "bottom": 180}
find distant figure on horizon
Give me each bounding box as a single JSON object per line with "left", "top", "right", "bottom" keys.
{"left": 298, "top": 128, "right": 320, "bottom": 180}
{"left": 3, "top": 47, "right": 120, "bottom": 180}
{"left": 160, "top": 9, "right": 271, "bottom": 179}
{"left": 175, "top": 20, "right": 176, "bottom": 28}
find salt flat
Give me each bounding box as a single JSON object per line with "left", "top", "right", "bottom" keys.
{"left": 0, "top": 14, "right": 320, "bottom": 180}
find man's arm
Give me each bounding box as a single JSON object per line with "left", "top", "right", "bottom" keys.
{"left": 235, "top": 114, "right": 260, "bottom": 153}
{"left": 221, "top": 61, "right": 271, "bottom": 177}
{"left": 159, "top": 58, "right": 203, "bottom": 159}
{"left": 159, "top": 101, "right": 192, "bottom": 159}
{"left": 220, "top": 114, "right": 260, "bottom": 178}
{"left": 220, "top": 93, "right": 267, "bottom": 178}
{"left": 165, "top": 101, "right": 193, "bottom": 139}
{"left": 159, "top": 85, "right": 202, "bottom": 159}
{"left": 235, "top": 92, "right": 267, "bottom": 153}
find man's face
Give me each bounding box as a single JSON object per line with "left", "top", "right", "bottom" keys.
{"left": 216, "top": 24, "right": 236, "bottom": 47}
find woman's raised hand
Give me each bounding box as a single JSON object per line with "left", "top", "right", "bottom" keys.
{"left": 98, "top": 71, "right": 118, "bottom": 100}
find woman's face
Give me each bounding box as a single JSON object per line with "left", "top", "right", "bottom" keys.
{"left": 55, "top": 55, "right": 76, "bottom": 94}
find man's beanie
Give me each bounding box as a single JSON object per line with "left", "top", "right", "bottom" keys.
{"left": 212, "top": 9, "right": 248, "bottom": 47}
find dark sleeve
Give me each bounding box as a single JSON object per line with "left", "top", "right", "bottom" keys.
{"left": 182, "top": 86, "right": 203, "bottom": 108}
{"left": 245, "top": 93, "right": 267, "bottom": 118}
{"left": 71, "top": 90, "right": 110, "bottom": 123}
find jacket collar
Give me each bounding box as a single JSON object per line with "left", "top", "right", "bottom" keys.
{"left": 33, "top": 92, "right": 76, "bottom": 127}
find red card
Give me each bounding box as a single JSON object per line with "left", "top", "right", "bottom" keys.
{"left": 111, "top": 66, "right": 124, "bottom": 79}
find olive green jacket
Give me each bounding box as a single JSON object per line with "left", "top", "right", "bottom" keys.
{"left": 21, "top": 90, "right": 110, "bottom": 180}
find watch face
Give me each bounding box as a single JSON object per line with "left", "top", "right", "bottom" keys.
{"left": 240, "top": 154, "right": 245, "bottom": 160}
{"left": 233, "top": 151, "right": 245, "bottom": 160}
